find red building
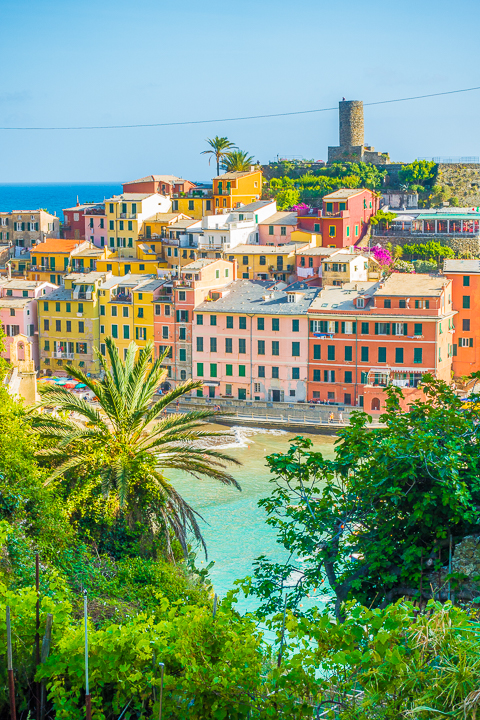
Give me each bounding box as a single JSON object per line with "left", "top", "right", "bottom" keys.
{"left": 122, "top": 175, "right": 196, "bottom": 196}
{"left": 307, "top": 273, "right": 455, "bottom": 412}
{"left": 443, "top": 259, "right": 480, "bottom": 378}
{"left": 63, "top": 203, "right": 102, "bottom": 240}
{"left": 298, "top": 188, "right": 378, "bottom": 248}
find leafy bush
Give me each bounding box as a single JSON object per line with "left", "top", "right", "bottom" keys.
{"left": 402, "top": 240, "right": 455, "bottom": 260}
{"left": 413, "top": 258, "right": 439, "bottom": 273}
{"left": 398, "top": 160, "right": 437, "bottom": 188}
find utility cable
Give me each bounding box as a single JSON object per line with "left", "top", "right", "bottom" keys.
{"left": 0, "top": 85, "right": 480, "bottom": 131}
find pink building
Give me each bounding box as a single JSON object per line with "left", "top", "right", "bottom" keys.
{"left": 192, "top": 280, "right": 320, "bottom": 401}
{"left": 295, "top": 246, "right": 344, "bottom": 282}
{"left": 258, "top": 211, "right": 297, "bottom": 246}
{"left": 84, "top": 205, "right": 107, "bottom": 248}
{"left": 0, "top": 278, "right": 56, "bottom": 367}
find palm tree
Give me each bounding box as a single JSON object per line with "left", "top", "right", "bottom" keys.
{"left": 30, "top": 338, "right": 241, "bottom": 558}
{"left": 201, "top": 136, "right": 237, "bottom": 176}
{"left": 222, "top": 150, "right": 255, "bottom": 173}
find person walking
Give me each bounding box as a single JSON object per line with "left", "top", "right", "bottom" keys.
{"left": 339, "top": 411, "right": 344, "bottom": 424}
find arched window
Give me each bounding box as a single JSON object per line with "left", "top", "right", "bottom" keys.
{"left": 371, "top": 397, "right": 381, "bottom": 411}
{"left": 180, "top": 370, "right": 187, "bottom": 381}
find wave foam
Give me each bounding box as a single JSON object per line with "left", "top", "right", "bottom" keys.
{"left": 214, "top": 425, "right": 288, "bottom": 450}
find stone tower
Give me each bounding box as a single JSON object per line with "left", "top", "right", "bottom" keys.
{"left": 328, "top": 99, "right": 389, "bottom": 165}
{"left": 339, "top": 100, "right": 364, "bottom": 147}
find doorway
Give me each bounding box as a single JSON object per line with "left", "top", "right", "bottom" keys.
{"left": 271, "top": 389, "right": 281, "bottom": 402}
{"left": 344, "top": 393, "right": 352, "bottom": 405}
{"left": 238, "top": 388, "right": 246, "bottom": 400}
{"left": 208, "top": 386, "right": 215, "bottom": 398}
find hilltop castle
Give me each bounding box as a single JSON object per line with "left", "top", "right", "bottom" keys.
{"left": 328, "top": 100, "right": 390, "bottom": 165}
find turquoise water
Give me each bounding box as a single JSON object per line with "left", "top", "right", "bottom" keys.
{"left": 0, "top": 182, "right": 122, "bottom": 220}
{"left": 169, "top": 425, "right": 337, "bottom": 612}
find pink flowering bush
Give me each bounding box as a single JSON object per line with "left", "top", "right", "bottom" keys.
{"left": 373, "top": 246, "right": 393, "bottom": 267}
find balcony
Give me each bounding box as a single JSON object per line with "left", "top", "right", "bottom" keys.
{"left": 120, "top": 213, "right": 137, "bottom": 219}
{"left": 73, "top": 291, "right": 92, "bottom": 300}
{"left": 111, "top": 293, "right": 132, "bottom": 304}
{"left": 52, "top": 351, "right": 74, "bottom": 359}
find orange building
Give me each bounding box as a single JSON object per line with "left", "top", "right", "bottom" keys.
{"left": 443, "top": 259, "right": 480, "bottom": 377}
{"left": 213, "top": 169, "right": 262, "bottom": 213}
{"left": 307, "top": 273, "right": 455, "bottom": 412}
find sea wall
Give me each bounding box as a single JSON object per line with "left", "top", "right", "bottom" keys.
{"left": 373, "top": 234, "right": 480, "bottom": 256}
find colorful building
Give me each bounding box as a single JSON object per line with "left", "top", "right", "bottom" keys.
{"left": 171, "top": 197, "right": 214, "bottom": 219}
{"left": 213, "top": 169, "right": 263, "bottom": 212}
{"left": 28, "top": 239, "right": 104, "bottom": 285}
{"left": 258, "top": 211, "right": 298, "bottom": 245}
{"left": 38, "top": 271, "right": 109, "bottom": 375}
{"left": 0, "top": 209, "right": 60, "bottom": 249}
{"left": 192, "top": 280, "right": 320, "bottom": 401}
{"left": 443, "top": 259, "right": 480, "bottom": 377}
{"left": 153, "top": 259, "right": 235, "bottom": 387}
{"left": 321, "top": 252, "right": 378, "bottom": 286}
{"left": 122, "top": 175, "right": 196, "bottom": 196}
{"left": 0, "top": 278, "right": 56, "bottom": 367}
{"left": 105, "top": 193, "right": 171, "bottom": 254}
{"left": 307, "top": 273, "right": 455, "bottom": 411}
{"left": 63, "top": 203, "right": 104, "bottom": 240}
{"left": 198, "top": 201, "right": 276, "bottom": 252}
{"left": 84, "top": 205, "right": 107, "bottom": 247}
{"left": 296, "top": 246, "right": 343, "bottom": 281}
{"left": 226, "top": 243, "right": 306, "bottom": 282}
{"left": 96, "top": 243, "right": 166, "bottom": 276}
{"left": 298, "top": 188, "right": 378, "bottom": 247}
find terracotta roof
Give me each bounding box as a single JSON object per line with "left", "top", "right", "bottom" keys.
{"left": 214, "top": 170, "right": 259, "bottom": 180}
{"left": 258, "top": 212, "right": 297, "bottom": 226}
{"left": 322, "top": 188, "right": 368, "bottom": 200}
{"left": 124, "top": 175, "right": 191, "bottom": 185}
{"left": 31, "top": 239, "right": 84, "bottom": 254}
{"left": 375, "top": 273, "right": 450, "bottom": 296}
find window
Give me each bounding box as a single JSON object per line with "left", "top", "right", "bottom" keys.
{"left": 178, "top": 291, "right": 186, "bottom": 301}
{"left": 292, "top": 367, "right": 300, "bottom": 379}
{"left": 342, "top": 321, "right": 355, "bottom": 335}
{"left": 138, "top": 307, "right": 144, "bottom": 319}
{"left": 384, "top": 299, "right": 391, "bottom": 308}
{"left": 76, "top": 342, "right": 87, "bottom": 355}
{"left": 272, "top": 367, "right": 279, "bottom": 379}
{"left": 222, "top": 337, "right": 231, "bottom": 354}
{"left": 329, "top": 225, "right": 336, "bottom": 237}
{"left": 414, "top": 348, "right": 423, "bottom": 364}
{"left": 268, "top": 226, "right": 274, "bottom": 235}
{"left": 272, "top": 318, "right": 279, "bottom": 332}
{"left": 313, "top": 369, "right": 321, "bottom": 382}
{"left": 259, "top": 256, "right": 266, "bottom": 266}
{"left": 210, "top": 315, "right": 217, "bottom": 326}
{"left": 464, "top": 276, "right": 470, "bottom": 286}
{"left": 210, "top": 363, "right": 217, "bottom": 378}
{"left": 272, "top": 341, "right": 279, "bottom": 356}
{"left": 280, "top": 226, "right": 286, "bottom": 236}
{"left": 327, "top": 345, "right": 335, "bottom": 360}
{"left": 257, "top": 340, "right": 265, "bottom": 355}
{"left": 292, "top": 319, "right": 299, "bottom": 332}
{"left": 179, "top": 349, "right": 186, "bottom": 362}
{"left": 66, "top": 320, "right": 71, "bottom": 333}
{"left": 239, "top": 365, "right": 246, "bottom": 377}
{"left": 324, "top": 370, "right": 335, "bottom": 382}
{"left": 375, "top": 322, "right": 390, "bottom": 335}
{"left": 10, "top": 308, "right": 16, "bottom": 317}
{"left": 459, "top": 337, "right": 473, "bottom": 348}
{"left": 164, "top": 305, "right": 171, "bottom": 317}
{"left": 226, "top": 364, "right": 233, "bottom": 376}
{"left": 463, "top": 296, "right": 471, "bottom": 309}
{"left": 392, "top": 323, "right": 407, "bottom": 336}
{"left": 112, "top": 324, "right": 118, "bottom": 338}
{"left": 162, "top": 326, "right": 169, "bottom": 339}
{"left": 395, "top": 347, "right": 404, "bottom": 364}
{"left": 345, "top": 370, "right": 352, "bottom": 383}
{"left": 78, "top": 321, "right": 84, "bottom": 333}
{"left": 210, "top": 337, "right": 217, "bottom": 352}
{"left": 356, "top": 298, "right": 364, "bottom": 308}
{"left": 361, "top": 322, "right": 369, "bottom": 335}
{"left": 122, "top": 306, "right": 128, "bottom": 318}
{"left": 415, "top": 299, "right": 430, "bottom": 309}
{"left": 197, "top": 363, "right": 204, "bottom": 376}
{"left": 414, "top": 323, "right": 423, "bottom": 336}
{"left": 345, "top": 346, "right": 352, "bottom": 362}
{"left": 196, "top": 337, "right": 203, "bottom": 352}
{"left": 239, "top": 317, "right": 247, "bottom": 330}
{"left": 361, "top": 346, "right": 369, "bottom": 362}
{"left": 123, "top": 325, "right": 130, "bottom": 340}
{"left": 378, "top": 347, "right": 386, "bottom": 363}
{"left": 78, "top": 303, "right": 83, "bottom": 314}
{"left": 43, "top": 301, "right": 49, "bottom": 311}
{"left": 292, "top": 342, "right": 300, "bottom": 356}
{"left": 243, "top": 256, "right": 249, "bottom": 265}
{"left": 226, "top": 316, "right": 234, "bottom": 328}
{"left": 313, "top": 344, "right": 321, "bottom": 360}
{"left": 463, "top": 319, "right": 471, "bottom": 331}
{"left": 258, "top": 366, "right": 265, "bottom": 378}
{"left": 257, "top": 317, "right": 264, "bottom": 331}
{"left": 399, "top": 299, "right": 406, "bottom": 308}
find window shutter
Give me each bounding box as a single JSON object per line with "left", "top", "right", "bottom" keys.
{"left": 176, "top": 310, "right": 180, "bottom": 322}
{"left": 35, "top": 223, "right": 39, "bottom": 231}
{"left": 335, "top": 321, "right": 339, "bottom": 333}
{"left": 341, "top": 322, "right": 345, "bottom": 334}
{"left": 21, "top": 222, "right": 25, "bottom": 230}
{"left": 135, "top": 328, "right": 138, "bottom": 340}
{"left": 404, "top": 323, "right": 408, "bottom": 336}
{"left": 375, "top": 323, "right": 379, "bottom": 335}
{"left": 386, "top": 324, "right": 390, "bottom": 335}
{"left": 310, "top": 320, "right": 314, "bottom": 332}
{"left": 470, "top": 338, "right": 474, "bottom": 347}
{"left": 392, "top": 323, "right": 396, "bottom": 335}
{"left": 352, "top": 322, "right": 356, "bottom": 333}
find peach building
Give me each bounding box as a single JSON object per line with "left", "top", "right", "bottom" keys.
{"left": 307, "top": 273, "right": 455, "bottom": 412}
{"left": 258, "top": 211, "right": 297, "bottom": 245}
{"left": 153, "top": 258, "right": 235, "bottom": 387}
{"left": 0, "top": 278, "right": 56, "bottom": 367}
{"left": 443, "top": 259, "right": 480, "bottom": 377}
{"left": 192, "top": 280, "right": 320, "bottom": 401}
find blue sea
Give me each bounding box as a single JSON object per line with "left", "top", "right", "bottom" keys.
{"left": 0, "top": 182, "right": 123, "bottom": 221}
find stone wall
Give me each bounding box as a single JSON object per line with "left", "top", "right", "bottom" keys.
{"left": 435, "top": 163, "right": 480, "bottom": 206}
{"left": 373, "top": 234, "right": 480, "bottom": 256}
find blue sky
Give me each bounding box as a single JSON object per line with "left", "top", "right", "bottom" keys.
{"left": 1, "top": 0, "right": 480, "bottom": 182}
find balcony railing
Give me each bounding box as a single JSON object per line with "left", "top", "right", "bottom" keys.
{"left": 120, "top": 213, "right": 137, "bottom": 219}
{"left": 52, "top": 351, "right": 74, "bottom": 359}
{"left": 111, "top": 293, "right": 132, "bottom": 304}
{"left": 73, "top": 291, "right": 92, "bottom": 300}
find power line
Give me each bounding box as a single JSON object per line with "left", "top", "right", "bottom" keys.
{"left": 1, "top": 85, "right": 480, "bottom": 131}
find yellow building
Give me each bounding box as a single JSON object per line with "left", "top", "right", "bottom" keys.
{"left": 26, "top": 239, "right": 107, "bottom": 285}
{"left": 226, "top": 243, "right": 307, "bottom": 282}
{"left": 213, "top": 169, "right": 263, "bottom": 212}
{"left": 171, "top": 197, "right": 213, "bottom": 219}
{"left": 105, "top": 193, "right": 171, "bottom": 255}
{"left": 95, "top": 243, "right": 167, "bottom": 276}
{"left": 290, "top": 229, "right": 322, "bottom": 247}
{"left": 38, "top": 271, "right": 107, "bottom": 375}
{"left": 98, "top": 275, "right": 163, "bottom": 361}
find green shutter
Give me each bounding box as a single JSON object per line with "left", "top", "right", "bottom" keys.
{"left": 375, "top": 323, "right": 379, "bottom": 335}
{"left": 176, "top": 310, "right": 180, "bottom": 322}
{"left": 392, "top": 323, "right": 396, "bottom": 336}
{"left": 470, "top": 338, "right": 474, "bottom": 347}
{"left": 352, "top": 322, "right": 356, "bottom": 333}
{"left": 341, "top": 322, "right": 345, "bottom": 334}
{"left": 404, "top": 323, "right": 408, "bottom": 336}
{"left": 386, "top": 324, "right": 390, "bottom": 335}
{"left": 335, "top": 321, "right": 339, "bottom": 334}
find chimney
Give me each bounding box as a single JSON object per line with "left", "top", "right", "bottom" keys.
{"left": 250, "top": 165, "right": 255, "bottom": 172}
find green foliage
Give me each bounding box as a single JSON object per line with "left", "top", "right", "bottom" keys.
{"left": 275, "top": 188, "right": 301, "bottom": 210}
{"left": 402, "top": 240, "right": 455, "bottom": 260}
{"left": 413, "top": 258, "right": 439, "bottom": 273}
{"left": 369, "top": 208, "right": 397, "bottom": 226}
{"left": 30, "top": 339, "right": 241, "bottom": 557}
{"left": 221, "top": 150, "right": 255, "bottom": 173}
{"left": 398, "top": 160, "right": 437, "bottom": 188}
{"left": 246, "top": 377, "right": 480, "bottom": 619}
{"left": 201, "top": 136, "right": 237, "bottom": 175}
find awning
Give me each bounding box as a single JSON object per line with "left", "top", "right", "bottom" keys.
{"left": 203, "top": 381, "right": 220, "bottom": 387}
{"left": 390, "top": 367, "right": 433, "bottom": 374}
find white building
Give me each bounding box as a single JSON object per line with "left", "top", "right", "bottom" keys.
{"left": 197, "top": 200, "right": 277, "bottom": 251}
